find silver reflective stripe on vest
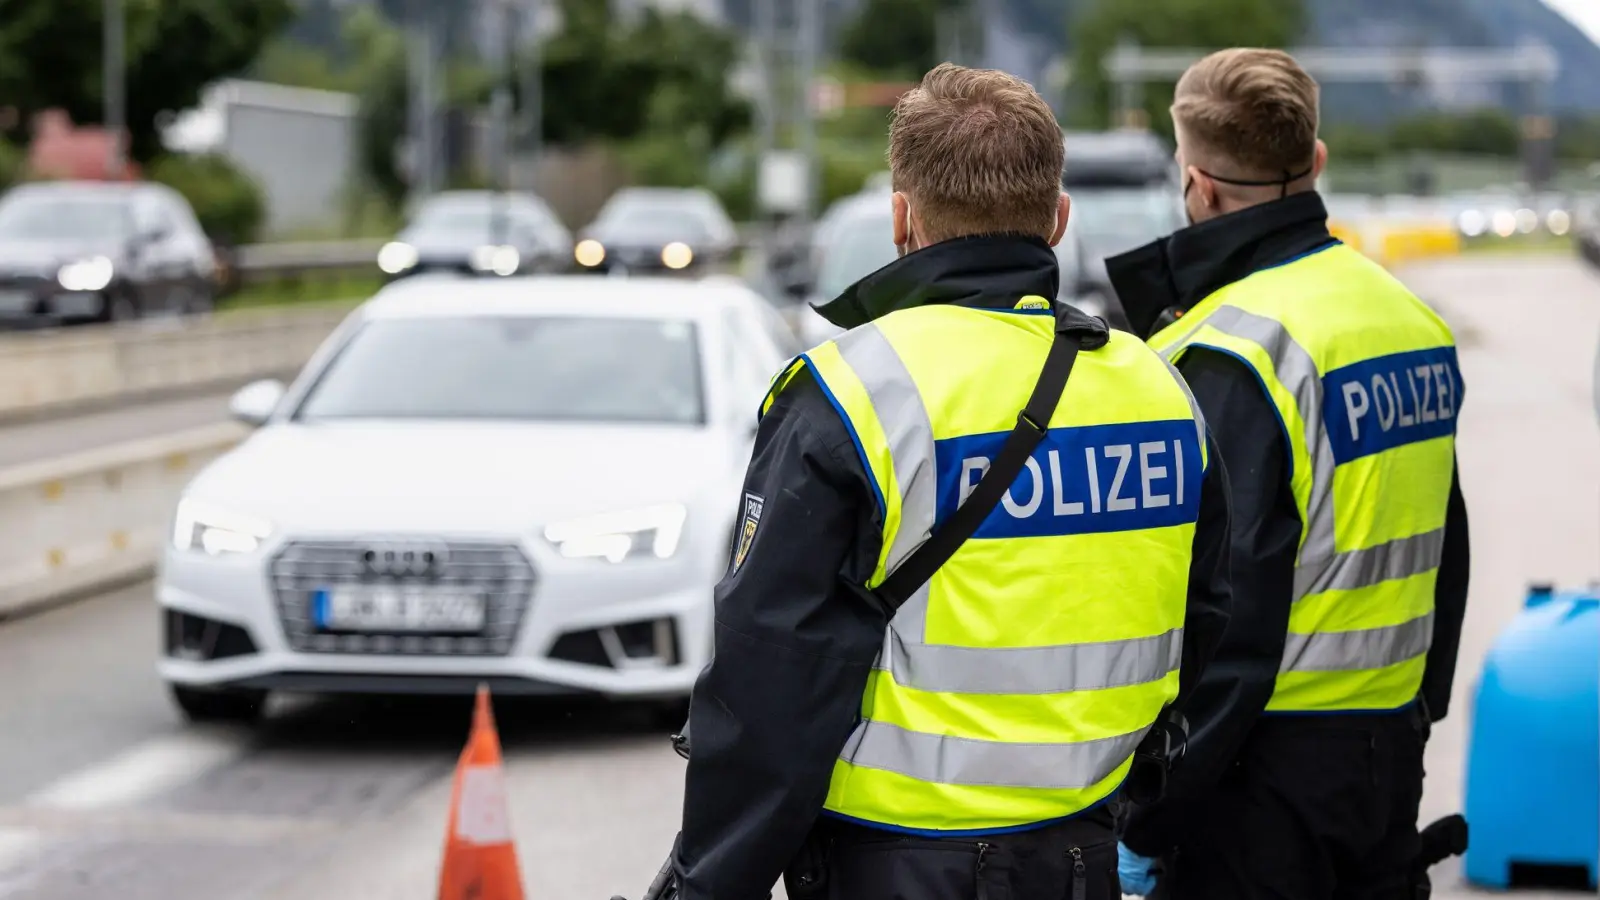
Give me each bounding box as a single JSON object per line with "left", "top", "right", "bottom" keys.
{"left": 840, "top": 719, "right": 1149, "bottom": 790}
{"left": 878, "top": 624, "right": 1183, "bottom": 695}
{"left": 1292, "top": 528, "right": 1447, "bottom": 599}
{"left": 1281, "top": 610, "right": 1434, "bottom": 673}
{"left": 1195, "top": 305, "right": 1339, "bottom": 574}
{"left": 833, "top": 324, "right": 938, "bottom": 573}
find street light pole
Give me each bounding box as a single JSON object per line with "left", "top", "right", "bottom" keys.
{"left": 103, "top": 0, "right": 125, "bottom": 178}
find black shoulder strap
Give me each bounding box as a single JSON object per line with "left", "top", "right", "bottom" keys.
{"left": 873, "top": 328, "right": 1082, "bottom": 610}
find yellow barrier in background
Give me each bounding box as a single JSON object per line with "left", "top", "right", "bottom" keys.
{"left": 1327, "top": 218, "right": 1461, "bottom": 268}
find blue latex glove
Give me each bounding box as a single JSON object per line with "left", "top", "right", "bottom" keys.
{"left": 1118, "top": 843, "right": 1159, "bottom": 896}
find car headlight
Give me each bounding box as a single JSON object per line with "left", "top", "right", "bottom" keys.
{"left": 377, "top": 241, "right": 418, "bottom": 274}
{"left": 171, "top": 497, "right": 273, "bottom": 556}
{"left": 543, "top": 503, "right": 687, "bottom": 562}
{"left": 661, "top": 242, "right": 694, "bottom": 270}
{"left": 469, "top": 244, "right": 520, "bottom": 276}
{"left": 575, "top": 239, "right": 606, "bottom": 267}
{"left": 58, "top": 256, "right": 114, "bottom": 292}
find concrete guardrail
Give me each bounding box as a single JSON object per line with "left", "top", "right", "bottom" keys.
{"left": 0, "top": 301, "right": 353, "bottom": 424}
{"left": 0, "top": 422, "right": 247, "bottom": 620}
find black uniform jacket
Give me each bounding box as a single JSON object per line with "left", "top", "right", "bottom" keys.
{"left": 672, "top": 234, "right": 1236, "bottom": 900}
{"left": 1105, "top": 193, "right": 1472, "bottom": 856}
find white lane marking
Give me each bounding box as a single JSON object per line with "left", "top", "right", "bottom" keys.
{"left": 25, "top": 729, "right": 247, "bottom": 811}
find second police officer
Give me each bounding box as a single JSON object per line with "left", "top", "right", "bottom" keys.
{"left": 649, "top": 63, "right": 1237, "bottom": 900}
{"left": 1108, "top": 49, "right": 1472, "bottom": 899}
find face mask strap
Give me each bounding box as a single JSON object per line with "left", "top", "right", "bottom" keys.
{"left": 1195, "top": 166, "right": 1315, "bottom": 199}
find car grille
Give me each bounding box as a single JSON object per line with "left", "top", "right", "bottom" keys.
{"left": 269, "top": 539, "right": 535, "bottom": 657}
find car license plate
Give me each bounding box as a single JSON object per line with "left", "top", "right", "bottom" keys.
{"left": 0, "top": 290, "right": 32, "bottom": 313}
{"left": 312, "top": 587, "right": 486, "bottom": 632}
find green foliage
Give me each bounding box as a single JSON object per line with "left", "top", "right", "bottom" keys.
{"left": 1389, "top": 110, "right": 1519, "bottom": 157}
{"left": 840, "top": 0, "right": 939, "bottom": 77}
{"left": 147, "top": 152, "right": 267, "bottom": 243}
{"left": 0, "top": 138, "right": 25, "bottom": 191}
{"left": 535, "top": 0, "right": 750, "bottom": 149}
{"left": 1070, "top": 0, "right": 1308, "bottom": 133}
{"left": 250, "top": 35, "right": 363, "bottom": 92}
{"left": 0, "top": 0, "right": 295, "bottom": 162}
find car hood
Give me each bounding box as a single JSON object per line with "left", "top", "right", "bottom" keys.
{"left": 0, "top": 239, "right": 122, "bottom": 272}
{"left": 186, "top": 420, "right": 733, "bottom": 535}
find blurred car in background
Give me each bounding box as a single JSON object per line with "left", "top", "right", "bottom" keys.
{"left": 0, "top": 180, "right": 217, "bottom": 326}
{"left": 574, "top": 187, "right": 739, "bottom": 274}
{"left": 158, "top": 274, "right": 789, "bottom": 723}
{"left": 793, "top": 194, "right": 1117, "bottom": 346}
{"left": 1061, "top": 130, "right": 1186, "bottom": 333}
{"left": 377, "top": 190, "right": 573, "bottom": 280}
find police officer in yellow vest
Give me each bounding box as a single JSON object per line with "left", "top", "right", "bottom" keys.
{"left": 652, "top": 64, "right": 1235, "bottom": 900}
{"left": 1105, "top": 50, "right": 1472, "bottom": 900}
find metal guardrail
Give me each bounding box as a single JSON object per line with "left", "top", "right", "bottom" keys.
{"left": 232, "top": 239, "right": 385, "bottom": 286}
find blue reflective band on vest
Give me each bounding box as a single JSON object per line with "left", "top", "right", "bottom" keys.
{"left": 1322, "top": 346, "right": 1464, "bottom": 465}
{"left": 933, "top": 419, "right": 1205, "bottom": 538}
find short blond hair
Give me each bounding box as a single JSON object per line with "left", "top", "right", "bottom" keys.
{"left": 1172, "top": 48, "right": 1320, "bottom": 178}
{"left": 888, "top": 63, "right": 1063, "bottom": 242}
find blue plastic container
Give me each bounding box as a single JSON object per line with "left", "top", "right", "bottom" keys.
{"left": 1463, "top": 585, "right": 1599, "bottom": 889}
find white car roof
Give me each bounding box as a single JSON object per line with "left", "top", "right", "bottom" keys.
{"left": 358, "top": 274, "right": 761, "bottom": 323}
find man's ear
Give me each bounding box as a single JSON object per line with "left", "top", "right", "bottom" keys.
{"left": 892, "top": 192, "right": 912, "bottom": 249}
{"left": 1047, "top": 192, "right": 1071, "bottom": 247}
{"left": 1187, "top": 165, "right": 1216, "bottom": 210}
{"left": 1312, "top": 139, "right": 1329, "bottom": 181}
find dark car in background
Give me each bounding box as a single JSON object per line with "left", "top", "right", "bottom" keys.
{"left": 574, "top": 187, "right": 739, "bottom": 274}
{"left": 0, "top": 181, "right": 218, "bottom": 326}
{"left": 377, "top": 190, "right": 573, "bottom": 280}
{"left": 1062, "top": 130, "right": 1187, "bottom": 332}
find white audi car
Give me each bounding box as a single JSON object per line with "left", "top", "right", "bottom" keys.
{"left": 157, "top": 274, "right": 791, "bottom": 723}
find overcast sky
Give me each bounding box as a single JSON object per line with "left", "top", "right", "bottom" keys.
{"left": 1544, "top": 0, "right": 1600, "bottom": 44}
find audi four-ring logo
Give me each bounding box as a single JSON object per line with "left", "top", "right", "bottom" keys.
{"left": 360, "top": 543, "right": 449, "bottom": 578}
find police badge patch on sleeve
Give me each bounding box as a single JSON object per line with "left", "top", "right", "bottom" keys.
{"left": 731, "top": 493, "right": 764, "bottom": 574}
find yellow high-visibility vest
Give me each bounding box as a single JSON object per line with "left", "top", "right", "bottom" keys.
{"left": 1149, "top": 242, "right": 1460, "bottom": 713}
{"left": 763, "top": 299, "right": 1206, "bottom": 833}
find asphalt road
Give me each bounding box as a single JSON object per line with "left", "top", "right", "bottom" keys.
{"left": 0, "top": 392, "right": 235, "bottom": 469}
{"left": 0, "top": 255, "right": 1593, "bottom": 900}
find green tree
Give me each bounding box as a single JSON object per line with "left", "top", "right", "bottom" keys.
{"left": 0, "top": 0, "right": 294, "bottom": 161}
{"left": 839, "top": 0, "right": 939, "bottom": 77}
{"left": 1069, "top": 0, "right": 1307, "bottom": 134}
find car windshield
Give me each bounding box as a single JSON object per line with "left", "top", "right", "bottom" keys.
{"left": 815, "top": 213, "right": 897, "bottom": 299}
{"left": 295, "top": 316, "right": 705, "bottom": 425}
{"left": 410, "top": 203, "right": 544, "bottom": 236}
{"left": 598, "top": 205, "right": 710, "bottom": 239}
{"left": 1069, "top": 188, "right": 1183, "bottom": 258}
{"left": 0, "top": 194, "right": 131, "bottom": 241}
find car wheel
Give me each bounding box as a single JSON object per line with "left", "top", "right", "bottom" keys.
{"left": 169, "top": 684, "right": 268, "bottom": 724}
{"left": 105, "top": 292, "right": 138, "bottom": 324}
{"left": 183, "top": 282, "right": 216, "bottom": 317}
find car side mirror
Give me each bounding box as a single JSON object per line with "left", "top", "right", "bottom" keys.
{"left": 229, "top": 378, "right": 286, "bottom": 426}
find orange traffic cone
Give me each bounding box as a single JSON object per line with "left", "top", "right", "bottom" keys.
{"left": 438, "top": 684, "right": 525, "bottom": 900}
